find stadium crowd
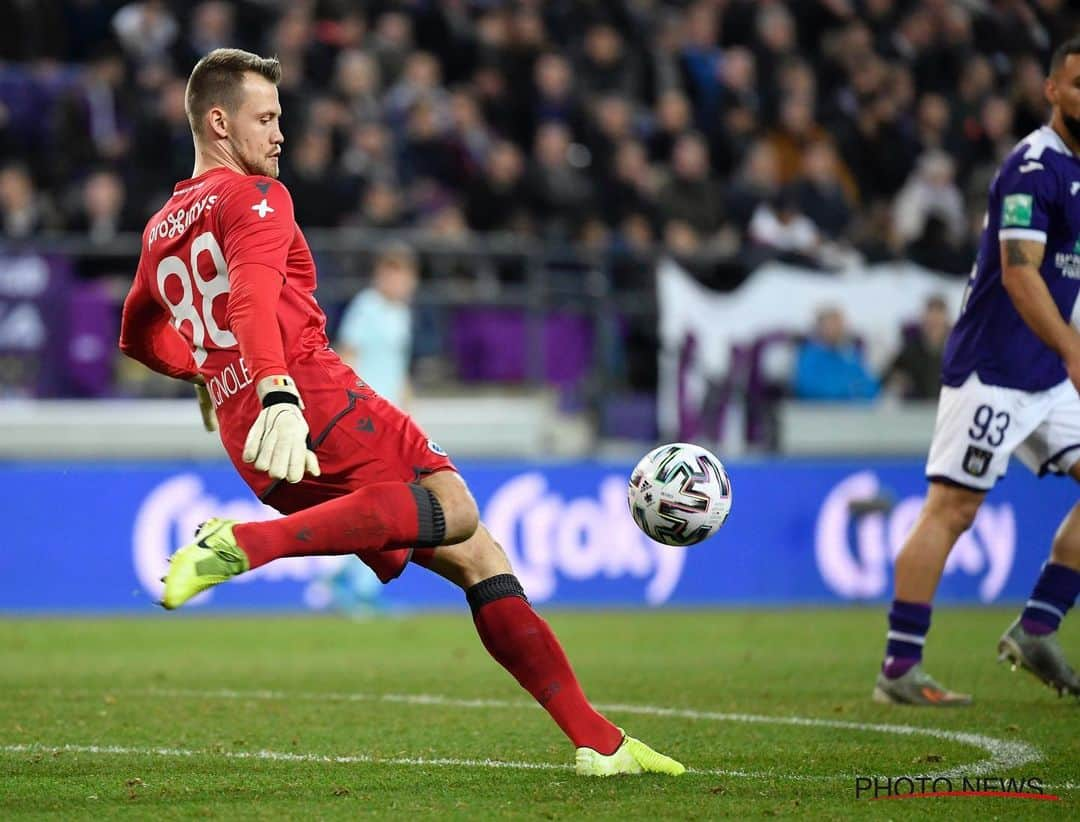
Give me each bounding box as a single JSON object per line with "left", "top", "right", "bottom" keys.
{"left": 1, "top": 0, "right": 1077, "bottom": 277}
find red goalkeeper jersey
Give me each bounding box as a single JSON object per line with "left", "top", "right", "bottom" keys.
{"left": 119, "top": 166, "right": 354, "bottom": 492}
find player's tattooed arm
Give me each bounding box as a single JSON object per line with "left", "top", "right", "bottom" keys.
{"left": 1001, "top": 238, "right": 1045, "bottom": 271}
{"left": 999, "top": 236, "right": 1080, "bottom": 370}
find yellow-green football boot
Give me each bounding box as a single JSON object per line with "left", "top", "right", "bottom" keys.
{"left": 161, "top": 518, "right": 248, "bottom": 610}
{"left": 575, "top": 730, "right": 686, "bottom": 776}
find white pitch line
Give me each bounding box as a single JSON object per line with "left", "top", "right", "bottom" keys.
{"left": 1, "top": 743, "right": 574, "bottom": 773}
{"left": 116, "top": 687, "right": 1043, "bottom": 778}
{"left": 2, "top": 743, "right": 1070, "bottom": 791}
{"left": 0, "top": 743, "right": 774, "bottom": 779}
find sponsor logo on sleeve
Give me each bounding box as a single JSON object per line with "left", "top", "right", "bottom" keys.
{"left": 1001, "top": 193, "right": 1033, "bottom": 227}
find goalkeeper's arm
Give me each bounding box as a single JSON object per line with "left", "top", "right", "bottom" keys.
{"left": 226, "top": 263, "right": 319, "bottom": 483}
{"left": 118, "top": 267, "right": 200, "bottom": 382}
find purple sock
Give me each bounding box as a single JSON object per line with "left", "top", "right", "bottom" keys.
{"left": 882, "top": 600, "right": 931, "bottom": 679}
{"left": 1021, "top": 563, "right": 1080, "bottom": 636}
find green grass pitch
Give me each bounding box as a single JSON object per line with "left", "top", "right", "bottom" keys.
{"left": 1, "top": 609, "right": 1077, "bottom": 819}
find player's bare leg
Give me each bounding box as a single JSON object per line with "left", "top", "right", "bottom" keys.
{"left": 873, "top": 482, "right": 983, "bottom": 706}
{"left": 414, "top": 524, "right": 684, "bottom": 776}
{"left": 997, "top": 463, "right": 1080, "bottom": 697}
{"left": 892, "top": 483, "right": 985, "bottom": 604}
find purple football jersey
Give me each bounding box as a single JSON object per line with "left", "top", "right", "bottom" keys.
{"left": 942, "top": 127, "right": 1080, "bottom": 391}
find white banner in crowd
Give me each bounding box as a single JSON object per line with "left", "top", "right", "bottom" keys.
{"left": 656, "top": 259, "right": 968, "bottom": 443}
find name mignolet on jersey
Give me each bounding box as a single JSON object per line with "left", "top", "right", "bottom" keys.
{"left": 148, "top": 192, "right": 219, "bottom": 248}
{"left": 206, "top": 354, "right": 255, "bottom": 408}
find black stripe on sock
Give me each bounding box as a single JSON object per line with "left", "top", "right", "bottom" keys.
{"left": 410, "top": 484, "right": 446, "bottom": 548}
{"left": 465, "top": 573, "right": 528, "bottom": 615}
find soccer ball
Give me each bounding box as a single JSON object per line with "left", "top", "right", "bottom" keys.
{"left": 627, "top": 442, "right": 732, "bottom": 546}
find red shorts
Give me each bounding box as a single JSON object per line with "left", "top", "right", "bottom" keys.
{"left": 219, "top": 351, "right": 456, "bottom": 583}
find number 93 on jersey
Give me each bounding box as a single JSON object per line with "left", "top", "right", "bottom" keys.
{"left": 627, "top": 442, "right": 733, "bottom": 547}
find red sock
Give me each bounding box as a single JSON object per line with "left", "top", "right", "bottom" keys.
{"left": 473, "top": 595, "right": 622, "bottom": 754}
{"left": 235, "top": 482, "right": 438, "bottom": 570}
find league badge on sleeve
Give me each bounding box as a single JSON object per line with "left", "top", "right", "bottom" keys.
{"left": 962, "top": 445, "right": 993, "bottom": 477}
{"left": 1001, "top": 193, "right": 1033, "bottom": 227}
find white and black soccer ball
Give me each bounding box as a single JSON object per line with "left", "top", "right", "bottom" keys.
{"left": 627, "top": 443, "right": 732, "bottom": 546}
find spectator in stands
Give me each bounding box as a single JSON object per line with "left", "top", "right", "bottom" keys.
{"left": 447, "top": 89, "right": 492, "bottom": 175}
{"left": 883, "top": 295, "right": 951, "bottom": 401}
{"left": 953, "top": 55, "right": 996, "bottom": 150}
{"left": 336, "top": 242, "right": 419, "bottom": 410}
{"left": 913, "top": 93, "right": 953, "bottom": 154}
{"left": 472, "top": 60, "right": 519, "bottom": 147}
{"left": 384, "top": 51, "right": 446, "bottom": 132}
{"left": 529, "top": 52, "right": 586, "bottom": 143}
{"left": 333, "top": 49, "right": 383, "bottom": 124}
{"left": 524, "top": 121, "right": 594, "bottom": 240}
{"left": 1011, "top": 54, "right": 1051, "bottom": 136}
{"left": 656, "top": 131, "right": 724, "bottom": 237}
{"left": 753, "top": 3, "right": 801, "bottom": 117}
{"left": 0, "top": 165, "right": 51, "bottom": 239}
{"left": 370, "top": 10, "right": 414, "bottom": 86}
{"left": 598, "top": 139, "right": 658, "bottom": 228}
{"left": 401, "top": 98, "right": 468, "bottom": 191}
{"left": 904, "top": 213, "right": 972, "bottom": 276}
{"left": 111, "top": 0, "right": 179, "bottom": 66}
{"left": 725, "top": 139, "right": 781, "bottom": 233}
{"left": 893, "top": 150, "right": 966, "bottom": 250}
{"left": 748, "top": 187, "right": 822, "bottom": 265}
{"left": 765, "top": 94, "right": 830, "bottom": 186}
{"left": 359, "top": 179, "right": 406, "bottom": 229}
{"left": 678, "top": 0, "right": 723, "bottom": 122}
{"left": 50, "top": 44, "right": 135, "bottom": 187}
{"left": 791, "top": 139, "right": 854, "bottom": 239}
{"left": 464, "top": 140, "right": 530, "bottom": 234}
{"left": 178, "top": 1, "right": 238, "bottom": 67}
{"left": 792, "top": 305, "right": 879, "bottom": 402}
{"left": 585, "top": 94, "right": 636, "bottom": 179}
{"left": 849, "top": 200, "right": 902, "bottom": 264}
{"left": 642, "top": 8, "right": 684, "bottom": 103}
{"left": 283, "top": 128, "right": 351, "bottom": 228}
{"left": 576, "top": 22, "right": 640, "bottom": 101}
{"left": 961, "top": 94, "right": 1017, "bottom": 186}
{"left": 131, "top": 77, "right": 196, "bottom": 211}
{"left": 67, "top": 168, "right": 134, "bottom": 244}
{"left": 647, "top": 89, "right": 693, "bottom": 165}
{"left": 835, "top": 74, "right": 917, "bottom": 202}
{"left": 340, "top": 121, "right": 397, "bottom": 194}
{"left": 662, "top": 219, "right": 703, "bottom": 259}
{"left": 709, "top": 46, "right": 760, "bottom": 175}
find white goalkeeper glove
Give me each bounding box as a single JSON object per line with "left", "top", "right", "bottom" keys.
{"left": 242, "top": 375, "right": 321, "bottom": 483}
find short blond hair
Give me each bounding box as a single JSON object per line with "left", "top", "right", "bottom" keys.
{"left": 185, "top": 48, "right": 281, "bottom": 137}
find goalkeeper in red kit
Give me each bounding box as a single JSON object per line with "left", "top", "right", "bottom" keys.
{"left": 118, "top": 48, "right": 682, "bottom": 777}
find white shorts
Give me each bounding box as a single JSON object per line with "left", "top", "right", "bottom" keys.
{"left": 925, "top": 374, "right": 1080, "bottom": 491}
